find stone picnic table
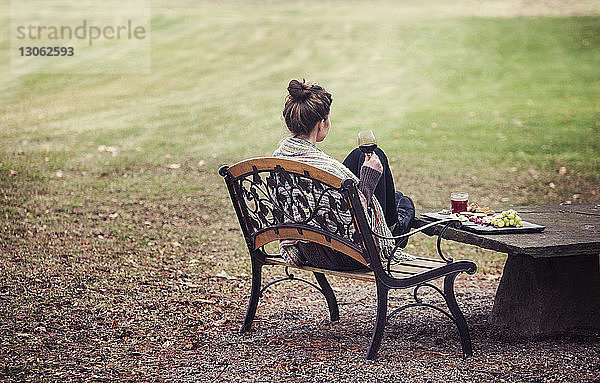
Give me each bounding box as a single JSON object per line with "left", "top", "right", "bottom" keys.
{"left": 412, "top": 203, "right": 600, "bottom": 335}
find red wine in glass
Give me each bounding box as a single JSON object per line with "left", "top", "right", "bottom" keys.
{"left": 358, "top": 130, "right": 377, "bottom": 154}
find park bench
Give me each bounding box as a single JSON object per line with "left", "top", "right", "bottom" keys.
{"left": 219, "top": 157, "right": 477, "bottom": 359}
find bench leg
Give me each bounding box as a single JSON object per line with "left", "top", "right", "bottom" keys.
{"left": 443, "top": 273, "right": 473, "bottom": 357}
{"left": 313, "top": 272, "right": 340, "bottom": 322}
{"left": 240, "top": 256, "right": 263, "bottom": 333}
{"left": 366, "top": 283, "right": 389, "bottom": 360}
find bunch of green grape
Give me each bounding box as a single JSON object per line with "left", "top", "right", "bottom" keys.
{"left": 491, "top": 209, "right": 523, "bottom": 228}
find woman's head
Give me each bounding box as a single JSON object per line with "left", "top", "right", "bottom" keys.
{"left": 282, "top": 79, "right": 332, "bottom": 140}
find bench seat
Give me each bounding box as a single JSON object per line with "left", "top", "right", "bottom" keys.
{"left": 264, "top": 255, "right": 448, "bottom": 282}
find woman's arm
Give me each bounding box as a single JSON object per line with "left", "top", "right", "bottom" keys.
{"left": 358, "top": 154, "right": 382, "bottom": 203}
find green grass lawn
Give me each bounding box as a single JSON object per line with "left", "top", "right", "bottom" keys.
{"left": 1, "top": 1, "right": 599, "bottom": 269}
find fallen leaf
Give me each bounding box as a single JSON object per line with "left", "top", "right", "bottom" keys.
{"left": 549, "top": 182, "right": 556, "bottom": 189}
{"left": 167, "top": 163, "right": 181, "bottom": 169}
{"left": 214, "top": 318, "right": 228, "bottom": 327}
{"left": 197, "top": 160, "right": 206, "bottom": 167}
{"left": 558, "top": 166, "right": 567, "bottom": 175}
{"left": 511, "top": 119, "right": 523, "bottom": 127}
{"left": 98, "top": 145, "right": 117, "bottom": 153}
{"left": 215, "top": 270, "right": 236, "bottom": 280}
{"left": 55, "top": 170, "right": 64, "bottom": 178}
{"left": 16, "top": 333, "right": 31, "bottom": 337}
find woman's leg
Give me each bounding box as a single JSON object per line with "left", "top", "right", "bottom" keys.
{"left": 343, "top": 148, "right": 415, "bottom": 246}
{"left": 343, "top": 147, "right": 398, "bottom": 227}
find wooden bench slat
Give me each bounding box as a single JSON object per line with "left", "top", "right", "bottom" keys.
{"left": 265, "top": 257, "right": 376, "bottom": 282}
{"left": 396, "top": 256, "right": 447, "bottom": 269}
{"left": 390, "top": 263, "right": 435, "bottom": 274}
{"left": 263, "top": 256, "right": 443, "bottom": 282}
{"left": 227, "top": 157, "right": 343, "bottom": 188}
{"left": 255, "top": 228, "right": 368, "bottom": 266}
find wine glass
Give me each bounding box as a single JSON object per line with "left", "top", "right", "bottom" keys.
{"left": 358, "top": 130, "right": 377, "bottom": 155}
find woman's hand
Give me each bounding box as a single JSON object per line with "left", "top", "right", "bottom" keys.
{"left": 363, "top": 152, "right": 383, "bottom": 173}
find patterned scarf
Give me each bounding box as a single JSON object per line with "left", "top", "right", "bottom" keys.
{"left": 273, "top": 137, "right": 402, "bottom": 265}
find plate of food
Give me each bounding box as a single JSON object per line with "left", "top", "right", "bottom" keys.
{"left": 422, "top": 204, "right": 545, "bottom": 234}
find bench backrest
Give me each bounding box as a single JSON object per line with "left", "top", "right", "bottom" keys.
{"left": 219, "top": 157, "right": 379, "bottom": 266}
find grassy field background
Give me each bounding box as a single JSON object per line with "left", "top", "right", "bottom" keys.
{"left": 1, "top": 1, "right": 599, "bottom": 380}
{"left": 1, "top": 0, "right": 599, "bottom": 265}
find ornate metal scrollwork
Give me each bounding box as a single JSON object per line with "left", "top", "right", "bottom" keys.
{"left": 234, "top": 166, "right": 363, "bottom": 249}
{"left": 437, "top": 221, "right": 461, "bottom": 263}
{"left": 387, "top": 283, "right": 457, "bottom": 324}
{"left": 258, "top": 266, "right": 325, "bottom": 298}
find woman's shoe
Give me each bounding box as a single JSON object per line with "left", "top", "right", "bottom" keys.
{"left": 393, "top": 191, "right": 415, "bottom": 248}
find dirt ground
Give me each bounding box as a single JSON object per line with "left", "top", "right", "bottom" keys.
{"left": 1, "top": 248, "right": 599, "bottom": 382}
{"left": 1, "top": 166, "right": 599, "bottom": 382}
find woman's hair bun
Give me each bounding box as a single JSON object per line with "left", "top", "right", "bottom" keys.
{"left": 288, "top": 79, "right": 311, "bottom": 101}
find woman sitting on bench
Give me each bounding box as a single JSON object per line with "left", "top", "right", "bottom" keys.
{"left": 273, "top": 79, "right": 415, "bottom": 271}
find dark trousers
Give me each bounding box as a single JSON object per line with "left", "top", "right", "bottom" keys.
{"left": 342, "top": 147, "right": 399, "bottom": 228}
